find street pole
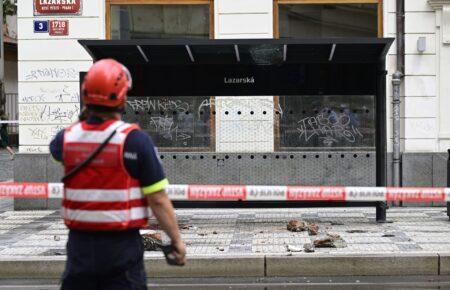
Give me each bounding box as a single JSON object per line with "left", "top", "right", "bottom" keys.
{"left": 392, "top": 71, "right": 402, "bottom": 189}
{"left": 0, "top": 0, "right": 4, "bottom": 111}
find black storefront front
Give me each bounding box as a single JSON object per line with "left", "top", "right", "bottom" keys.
{"left": 79, "top": 38, "right": 393, "bottom": 221}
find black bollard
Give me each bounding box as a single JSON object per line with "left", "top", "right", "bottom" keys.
{"left": 376, "top": 202, "right": 388, "bottom": 223}
{"left": 447, "top": 149, "right": 450, "bottom": 221}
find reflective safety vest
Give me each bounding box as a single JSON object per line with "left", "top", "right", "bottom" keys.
{"left": 62, "top": 119, "right": 150, "bottom": 231}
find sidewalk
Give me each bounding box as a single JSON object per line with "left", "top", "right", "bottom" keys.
{"left": 0, "top": 207, "right": 449, "bottom": 278}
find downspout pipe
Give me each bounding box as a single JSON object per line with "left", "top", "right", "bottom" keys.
{"left": 392, "top": 0, "right": 405, "bottom": 188}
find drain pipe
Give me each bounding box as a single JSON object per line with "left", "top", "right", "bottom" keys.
{"left": 392, "top": 0, "right": 405, "bottom": 188}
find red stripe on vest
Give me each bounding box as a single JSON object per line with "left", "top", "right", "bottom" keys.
{"left": 64, "top": 218, "right": 149, "bottom": 231}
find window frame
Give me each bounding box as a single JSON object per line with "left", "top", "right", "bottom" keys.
{"left": 105, "top": 0, "right": 216, "bottom": 152}
{"left": 106, "top": 0, "right": 215, "bottom": 40}
{"left": 273, "top": 0, "right": 383, "bottom": 151}
{"left": 273, "top": 0, "right": 383, "bottom": 38}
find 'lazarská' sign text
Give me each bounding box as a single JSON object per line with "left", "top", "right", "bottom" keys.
{"left": 34, "top": 0, "right": 82, "bottom": 15}
{"left": 224, "top": 77, "right": 255, "bottom": 84}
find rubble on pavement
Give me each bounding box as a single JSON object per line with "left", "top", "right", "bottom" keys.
{"left": 287, "top": 220, "right": 319, "bottom": 235}
{"left": 287, "top": 220, "right": 307, "bottom": 232}
{"left": 303, "top": 243, "right": 315, "bottom": 253}
{"left": 314, "top": 234, "right": 347, "bottom": 248}
{"left": 141, "top": 230, "right": 162, "bottom": 251}
{"left": 287, "top": 244, "right": 303, "bottom": 252}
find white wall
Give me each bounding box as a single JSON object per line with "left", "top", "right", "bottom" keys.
{"left": 385, "top": 0, "right": 439, "bottom": 153}
{"left": 215, "top": 0, "right": 274, "bottom": 152}
{"left": 426, "top": 1, "right": 450, "bottom": 151}
{"left": 17, "top": 0, "right": 105, "bottom": 154}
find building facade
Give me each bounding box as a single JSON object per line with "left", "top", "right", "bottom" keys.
{"left": 14, "top": 0, "right": 450, "bottom": 209}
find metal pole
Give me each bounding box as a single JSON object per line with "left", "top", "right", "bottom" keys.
{"left": 394, "top": 0, "right": 405, "bottom": 207}
{"left": 392, "top": 71, "right": 402, "bottom": 189}
{"left": 376, "top": 62, "right": 388, "bottom": 223}
{"left": 447, "top": 149, "right": 450, "bottom": 221}
{"left": 0, "top": 0, "right": 5, "bottom": 110}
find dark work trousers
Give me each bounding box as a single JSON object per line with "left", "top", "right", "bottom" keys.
{"left": 61, "top": 229, "right": 147, "bottom": 290}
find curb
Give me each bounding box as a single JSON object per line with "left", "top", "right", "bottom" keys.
{"left": 266, "top": 253, "right": 439, "bottom": 277}
{"left": 0, "top": 254, "right": 441, "bottom": 279}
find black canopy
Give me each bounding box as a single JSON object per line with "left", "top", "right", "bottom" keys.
{"left": 78, "top": 38, "right": 393, "bottom": 97}
{"left": 79, "top": 38, "right": 393, "bottom": 65}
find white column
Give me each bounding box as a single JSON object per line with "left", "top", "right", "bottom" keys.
{"left": 428, "top": 0, "right": 450, "bottom": 151}
{"left": 214, "top": 0, "right": 274, "bottom": 152}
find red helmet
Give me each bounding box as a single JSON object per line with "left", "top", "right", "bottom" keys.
{"left": 82, "top": 59, "right": 132, "bottom": 108}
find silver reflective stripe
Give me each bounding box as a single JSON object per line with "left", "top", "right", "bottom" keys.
{"left": 66, "top": 187, "right": 142, "bottom": 202}
{"left": 63, "top": 206, "right": 149, "bottom": 223}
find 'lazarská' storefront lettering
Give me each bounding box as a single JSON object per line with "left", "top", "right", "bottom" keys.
{"left": 224, "top": 77, "right": 255, "bottom": 84}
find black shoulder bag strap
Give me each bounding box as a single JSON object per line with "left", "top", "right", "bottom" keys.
{"left": 61, "top": 129, "right": 117, "bottom": 182}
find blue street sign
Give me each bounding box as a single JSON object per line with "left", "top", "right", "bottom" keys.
{"left": 34, "top": 20, "right": 49, "bottom": 33}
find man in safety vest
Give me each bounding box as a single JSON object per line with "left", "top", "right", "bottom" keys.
{"left": 50, "top": 59, "right": 186, "bottom": 289}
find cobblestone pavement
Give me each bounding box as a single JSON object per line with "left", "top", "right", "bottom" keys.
{"left": 0, "top": 151, "right": 13, "bottom": 182}
{"left": 0, "top": 207, "right": 449, "bottom": 258}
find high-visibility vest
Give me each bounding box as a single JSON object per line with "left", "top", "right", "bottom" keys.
{"left": 62, "top": 119, "right": 149, "bottom": 231}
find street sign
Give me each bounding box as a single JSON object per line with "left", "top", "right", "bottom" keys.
{"left": 33, "top": 20, "right": 49, "bottom": 33}
{"left": 34, "top": 0, "right": 82, "bottom": 15}
{"left": 49, "top": 20, "right": 69, "bottom": 36}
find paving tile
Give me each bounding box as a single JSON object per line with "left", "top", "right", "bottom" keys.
{"left": 0, "top": 247, "right": 48, "bottom": 256}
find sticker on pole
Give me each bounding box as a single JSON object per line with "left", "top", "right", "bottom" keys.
{"left": 49, "top": 20, "right": 69, "bottom": 36}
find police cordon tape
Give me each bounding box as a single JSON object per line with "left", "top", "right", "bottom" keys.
{"left": 0, "top": 182, "right": 450, "bottom": 202}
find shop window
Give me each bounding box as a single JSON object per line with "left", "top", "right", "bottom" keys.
{"left": 277, "top": 3, "right": 379, "bottom": 151}
{"left": 109, "top": 3, "right": 213, "bottom": 150}
{"left": 110, "top": 5, "right": 210, "bottom": 39}
{"left": 279, "top": 4, "right": 378, "bottom": 38}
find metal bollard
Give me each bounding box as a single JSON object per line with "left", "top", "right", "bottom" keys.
{"left": 447, "top": 149, "right": 450, "bottom": 221}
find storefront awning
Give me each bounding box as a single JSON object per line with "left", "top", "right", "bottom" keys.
{"left": 79, "top": 38, "right": 393, "bottom": 66}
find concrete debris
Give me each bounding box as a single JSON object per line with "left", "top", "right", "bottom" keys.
{"left": 287, "top": 244, "right": 303, "bottom": 252}
{"left": 346, "top": 230, "right": 368, "bottom": 233}
{"left": 141, "top": 232, "right": 162, "bottom": 251}
{"left": 314, "top": 234, "right": 347, "bottom": 248}
{"left": 53, "top": 235, "right": 60, "bottom": 241}
{"left": 303, "top": 243, "right": 315, "bottom": 253}
{"left": 287, "top": 220, "right": 307, "bottom": 232}
{"left": 287, "top": 220, "right": 319, "bottom": 235}
{"left": 307, "top": 223, "right": 319, "bottom": 235}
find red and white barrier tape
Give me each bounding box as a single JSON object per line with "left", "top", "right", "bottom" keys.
{"left": 1, "top": 183, "right": 449, "bottom": 202}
